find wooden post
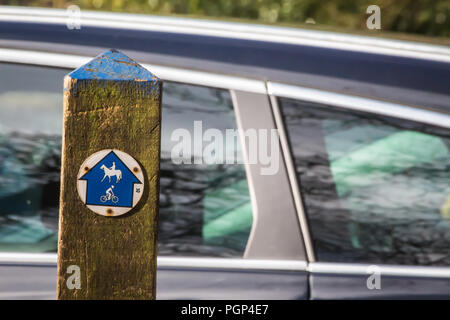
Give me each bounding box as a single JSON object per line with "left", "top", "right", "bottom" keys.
{"left": 57, "top": 49, "right": 162, "bottom": 299}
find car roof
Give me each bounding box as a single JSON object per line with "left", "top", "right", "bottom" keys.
{"left": 0, "top": 6, "right": 449, "bottom": 113}
{"left": 1, "top": 6, "right": 449, "bottom": 60}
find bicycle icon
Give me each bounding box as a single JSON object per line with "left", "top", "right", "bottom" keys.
{"left": 100, "top": 185, "right": 119, "bottom": 203}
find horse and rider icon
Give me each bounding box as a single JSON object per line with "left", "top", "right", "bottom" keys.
{"left": 100, "top": 162, "right": 122, "bottom": 183}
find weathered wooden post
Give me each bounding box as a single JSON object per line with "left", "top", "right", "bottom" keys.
{"left": 57, "top": 49, "right": 162, "bottom": 299}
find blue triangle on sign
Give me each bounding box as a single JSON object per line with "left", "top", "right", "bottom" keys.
{"left": 79, "top": 151, "right": 141, "bottom": 208}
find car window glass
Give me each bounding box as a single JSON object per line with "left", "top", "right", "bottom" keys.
{"left": 160, "top": 81, "right": 253, "bottom": 257}
{"left": 0, "top": 63, "right": 64, "bottom": 252}
{"left": 0, "top": 63, "right": 253, "bottom": 257}
{"left": 279, "top": 96, "right": 450, "bottom": 266}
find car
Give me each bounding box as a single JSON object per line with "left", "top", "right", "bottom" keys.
{"left": 0, "top": 6, "right": 449, "bottom": 300}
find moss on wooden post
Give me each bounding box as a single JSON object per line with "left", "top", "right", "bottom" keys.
{"left": 56, "top": 49, "right": 162, "bottom": 299}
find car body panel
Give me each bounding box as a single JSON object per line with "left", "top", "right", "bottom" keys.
{"left": 0, "top": 264, "right": 308, "bottom": 300}
{"left": 310, "top": 273, "right": 450, "bottom": 300}
{"left": 309, "top": 263, "right": 450, "bottom": 299}
{"left": 0, "top": 254, "right": 308, "bottom": 299}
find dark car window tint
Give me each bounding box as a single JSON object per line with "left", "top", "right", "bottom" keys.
{"left": 279, "top": 97, "right": 450, "bottom": 266}
{"left": 0, "top": 63, "right": 253, "bottom": 257}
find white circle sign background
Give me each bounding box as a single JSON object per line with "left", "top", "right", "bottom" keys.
{"left": 76, "top": 149, "right": 144, "bottom": 217}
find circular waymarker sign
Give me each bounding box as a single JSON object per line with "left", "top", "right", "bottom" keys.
{"left": 77, "top": 149, "right": 144, "bottom": 216}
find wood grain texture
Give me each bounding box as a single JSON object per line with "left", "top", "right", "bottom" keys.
{"left": 57, "top": 51, "right": 162, "bottom": 300}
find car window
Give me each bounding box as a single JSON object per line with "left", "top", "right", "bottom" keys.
{"left": 279, "top": 96, "right": 450, "bottom": 266}
{"left": 159, "top": 82, "right": 252, "bottom": 257}
{"left": 0, "top": 63, "right": 64, "bottom": 253}
{"left": 0, "top": 62, "right": 253, "bottom": 257}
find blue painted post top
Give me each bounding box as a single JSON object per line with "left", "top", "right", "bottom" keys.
{"left": 68, "top": 49, "right": 159, "bottom": 82}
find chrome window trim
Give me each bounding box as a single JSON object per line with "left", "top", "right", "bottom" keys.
{"left": 159, "top": 257, "right": 307, "bottom": 271}
{"left": 3, "top": 253, "right": 450, "bottom": 277}
{"left": 0, "top": 48, "right": 266, "bottom": 94}
{"left": 0, "top": 252, "right": 57, "bottom": 266}
{"left": 268, "top": 82, "right": 450, "bottom": 129}
{"left": 269, "top": 95, "right": 315, "bottom": 262}
{"left": 309, "top": 262, "right": 450, "bottom": 279}
{"left": 1, "top": 6, "right": 449, "bottom": 63}
{"left": 0, "top": 253, "right": 307, "bottom": 271}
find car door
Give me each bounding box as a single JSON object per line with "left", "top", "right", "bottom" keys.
{"left": 269, "top": 81, "right": 450, "bottom": 299}
{"left": 0, "top": 50, "right": 309, "bottom": 299}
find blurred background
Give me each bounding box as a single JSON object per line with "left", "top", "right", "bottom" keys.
{"left": 2, "top": 0, "right": 449, "bottom": 40}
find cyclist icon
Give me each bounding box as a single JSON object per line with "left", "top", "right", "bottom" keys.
{"left": 100, "top": 185, "right": 119, "bottom": 203}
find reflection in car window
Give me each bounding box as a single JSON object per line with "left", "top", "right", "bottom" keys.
{"left": 279, "top": 97, "right": 450, "bottom": 266}
{"left": 160, "top": 82, "right": 252, "bottom": 257}
{"left": 0, "top": 63, "right": 253, "bottom": 257}
{"left": 0, "top": 63, "right": 65, "bottom": 252}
